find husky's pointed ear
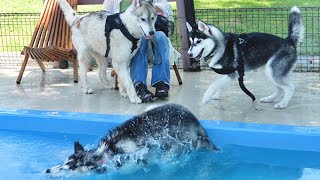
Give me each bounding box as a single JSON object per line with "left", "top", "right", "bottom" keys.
{"left": 74, "top": 141, "right": 84, "bottom": 153}
{"left": 186, "top": 22, "right": 193, "bottom": 33}
{"left": 132, "top": 0, "right": 141, "bottom": 7}
{"left": 198, "top": 20, "right": 209, "bottom": 32}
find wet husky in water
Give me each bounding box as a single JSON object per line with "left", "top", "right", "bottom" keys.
{"left": 46, "top": 104, "right": 218, "bottom": 177}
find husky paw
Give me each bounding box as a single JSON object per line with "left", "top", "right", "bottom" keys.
{"left": 202, "top": 96, "right": 211, "bottom": 104}
{"left": 120, "top": 90, "right": 128, "bottom": 98}
{"left": 104, "top": 84, "right": 115, "bottom": 89}
{"left": 260, "top": 97, "right": 273, "bottom": 103}
{"left": 274, "top": 102, "right": 287, "bottom": 109}
{"left": 202, "top": 90, "right": 214, "bottom": 104}
{"left": 129, "top": 96, "right": 142, "bottom": 104}
{"left": 211, "top": 93, "right": 221, "bottom": 100}
{"left": 82, "top": 88, "right": 94, "bottom": 94}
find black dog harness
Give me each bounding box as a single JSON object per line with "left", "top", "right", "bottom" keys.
{"left": 210, "top": 34, "right": 256, "bottom": 102}
{"left": 104, "top": 13, "right": 139, "bottom": 57}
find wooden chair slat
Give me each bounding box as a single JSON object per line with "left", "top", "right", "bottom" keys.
{"left": 65, "top": 1, "right": 72, "bottom": 49}
{"left": 48, "top": 1, "right": 59, "bottom": 47}
{"left": 43, "top": 0, "right": 58, "bottom": 47}
{"left": 29, "top": 0, "right": 50, "bottom": 48}
{"left": 35, "top": 49, "right": 47, "bottom": 61}
{"left": 30, "top": 50, "right": 41, "bottom": 60}
{"left": 17, "top": 0, "right": 79, "bottom": 84}
{"left": 47, "top": 50, "right": 59, "bottom": 59}
{"left": 49, "top": 50, "right": 70, "bottom": 60}
{"left": 39, "top": 0, "right": 54, "bottom": 47}
{"left": 34, "top": 0, "right": 53, "bottom": 48}
{"left": 28, "top": 51, "right": 36, "bottom": 59}
{"left": 37, "top": 49, "right": 52, "bottom": 60}
{"left": 56, "top": 5, "right": 64, "bottom": 47}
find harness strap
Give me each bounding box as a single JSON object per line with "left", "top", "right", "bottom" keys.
{"left": 211, "top": 66, "right": 237, "bottom": 74}
{"left": 104, "top": 13, "right": 139, "bottom": 57}
{"left": 204, "top": 46, "right": 217, "bottom": 61}
{"left": 211, "top": 34, "right": 256, "bottom": 101}
{"left": 235, "top": 34, "right": 256, "bottom": 102}
{"left": 148, "top": 38, "right": 163, "bottom": 65}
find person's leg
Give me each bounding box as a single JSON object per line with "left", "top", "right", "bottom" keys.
{"left": 151, "top": 31, "right": 170, "bottom": 97}
{"left": 130, "top": 37, "right": 148, "bottom": 85}
{"left": 130, "top": 37, "right": 154, "bottom": 102}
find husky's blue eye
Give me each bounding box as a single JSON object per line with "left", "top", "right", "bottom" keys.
{"left": 196, "top": 40, "right": 202, "bottom": 44}
{"left": 140, "top": 18, "right": 146, "bottom": 22}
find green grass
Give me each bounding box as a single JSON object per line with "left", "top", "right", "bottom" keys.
{"left": 186, "top": 0, "right": 320, "bottom": 9}
{"left": 0, "top": 0, "right": 103, "bottom": 13}
{"left": 2, "top": 0, "right": 320, "bottom": 13}
{"left": 1, "top": 0, "right": 319, "bottom": 55}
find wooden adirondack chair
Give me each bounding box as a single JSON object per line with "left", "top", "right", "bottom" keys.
{"left": 16, "top": 0, "right": 78, "bottom": 84}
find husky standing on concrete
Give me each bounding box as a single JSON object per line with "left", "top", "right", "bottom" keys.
{"left": 58, "top": 0, "right": 157, "bottom": 103}
{"left": 45, "top": 104, "right": 218, "bottom": 177}
{"left": 186, "top": 7, "right": 304, "bottom": 109}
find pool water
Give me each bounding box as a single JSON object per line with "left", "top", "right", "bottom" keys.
{"left": 1, "top": 130, "right": 319, "bottom": 180}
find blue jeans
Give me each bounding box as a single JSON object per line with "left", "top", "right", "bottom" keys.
{"left": 130, "top": 31, "right": 170, "bottom": 88}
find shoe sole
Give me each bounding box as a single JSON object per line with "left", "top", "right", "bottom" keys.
{"left": 155, "top": 92, "right": 168, "bottom": 98}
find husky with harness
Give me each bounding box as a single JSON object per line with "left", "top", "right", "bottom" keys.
{"left": 58, "top": 0, "right": 157, "bottom": 103}
{"left": 186, "top": 7, "right": 304, "bottom": 109}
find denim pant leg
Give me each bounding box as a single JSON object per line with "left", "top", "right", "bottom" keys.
{"left": 130, "top": 37, "right": 148, "bottom": 86}
{"left": 151, "top": 31, "right": 170, "bottom": 87}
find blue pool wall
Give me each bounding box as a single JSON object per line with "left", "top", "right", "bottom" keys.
{"left": 1, "top": 108, "right": 320, "bottom": 153}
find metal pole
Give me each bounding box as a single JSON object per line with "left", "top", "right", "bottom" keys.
{"left": 184, "top": 0, "right": 200, "bottom": 71}
{"left": 184, "top": 0, "right": 196, "bottom": 24}
{"left": 177, "top": 0, "right": 200, "bottom": 71}
{"left": 176, "top": 0, "right": 190, "bottom": 71}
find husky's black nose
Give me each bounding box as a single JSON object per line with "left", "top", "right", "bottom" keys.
{"left": 149, "top": 31, "right": 155, "bottom": 36}
{"left": 46, "top": 169, "right": 51, "bottom": 173}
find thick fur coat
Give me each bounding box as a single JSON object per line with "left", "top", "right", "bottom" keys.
{"left": 46, "top": 104, "right": 217, "bottom": 176}
{"left": 187, "top": 7, "right": 304, "bottom": 109}
{"left": 58, "top": 0, "right": 157, "bottom": 103}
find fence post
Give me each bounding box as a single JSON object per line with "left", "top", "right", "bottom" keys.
{"left": 176, "top": 0, "right": 190, "bottom": 71}
{"left": 186, "top": 0, "right": 200, "bottom": 71}
{"left": 177, "top": 0, "right": 200, "bottom": 71}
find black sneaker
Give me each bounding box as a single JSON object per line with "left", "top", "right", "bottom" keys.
{"left": 154, "top": 81, "right": 169, "bottom": 98}
{"left": 135, "top": 82, "right": 154, "bottom": 103}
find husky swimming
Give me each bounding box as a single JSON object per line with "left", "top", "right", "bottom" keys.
{"left": 58, "top": 0, "right": 157, "bottom": 103}
{"left": 46, "top": 104, "right": 218, "bottom": 177}
{"left": 186, "top": 7, "right": 304, "bottom": 109}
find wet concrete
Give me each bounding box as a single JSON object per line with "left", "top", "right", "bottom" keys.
{"left": 0, "top": 68, "right": 319, "bottom": 127}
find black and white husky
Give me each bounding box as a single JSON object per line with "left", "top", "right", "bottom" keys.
{"left": 58, "top": 0, "right": 157, "bottom": 104}
{"left": 186, "top": 7, "right": 304, "bottom": 109}
{"left": 46, "top": 104, "right": 217, "bottom": 177}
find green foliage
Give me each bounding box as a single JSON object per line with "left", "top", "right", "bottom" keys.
{"left": 1, "top": 0, "right": 319, "bottom": 55}
{"left": 193, "top": 0, "right": 320, "bottom": 9}
{"left": 2, "top": 0, "right": 320, "bottom": 13}
{"left": 0, "top": 0, "right": 102, "bottom": 13}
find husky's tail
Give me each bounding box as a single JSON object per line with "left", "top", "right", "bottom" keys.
{"left": 288, "top": 6, "right": 304, "bottom": 46}
{"left": 58, "top": 0, "right": 78, "bottom": 27}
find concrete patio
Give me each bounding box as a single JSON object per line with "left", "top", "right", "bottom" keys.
{"left": 0, "top": 67, "right": 319, "bottom": 127}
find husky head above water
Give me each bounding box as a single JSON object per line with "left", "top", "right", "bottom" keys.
{"left": 127, "top": 0, "right": 157, "bottom": 39}
{"left": 186, "top": 20, "right": 225, "bottom": 67}
{"left": 46, "top": 104, "right": 218, "bottom": 177}
{"left": 45, "top": 142, "right": 108, "bottom": 176}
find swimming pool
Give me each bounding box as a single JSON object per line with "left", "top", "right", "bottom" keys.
{"left": 0, "top": 108, "right": 320, "bottom": 179}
